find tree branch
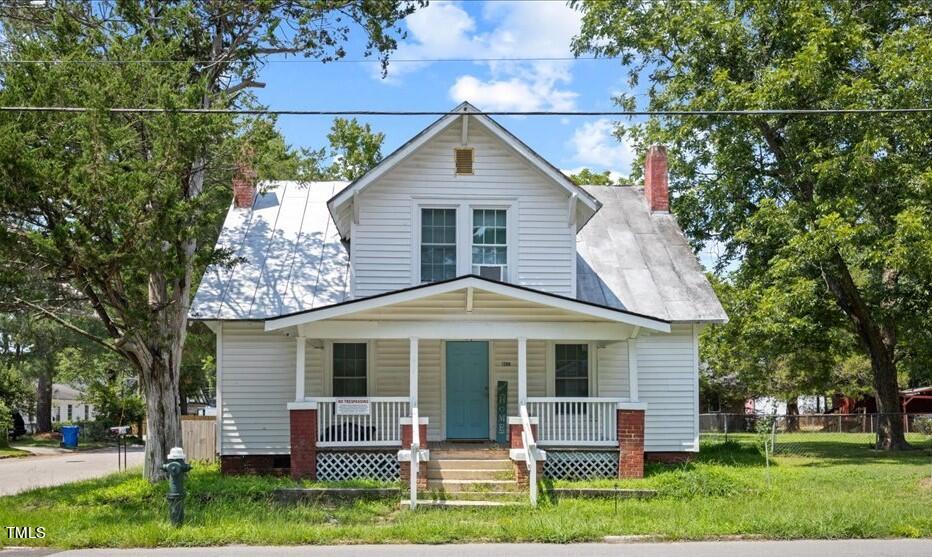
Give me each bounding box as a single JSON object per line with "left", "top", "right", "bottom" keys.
{"left": 12, "top": 297, "right": 121, "bottom": 355}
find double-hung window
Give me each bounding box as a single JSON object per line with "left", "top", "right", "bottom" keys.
{"left": 555, "top": 344, "right": 589, "bottom": 397}
{"left": 332, "top": 343, "right": 367, "bottom": 397}
{"left": 420, "top": 208, "right": 457, "bottom": 283}
{"left": 472, "top": 209, "right": 507, "bottom": 281}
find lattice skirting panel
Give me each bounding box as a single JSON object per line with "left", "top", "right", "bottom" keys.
{"left": 543, "top": 450, "right": 618, "bottom": 480}
{"left": 316, "top": 451, "right": 400, "bottom": 482}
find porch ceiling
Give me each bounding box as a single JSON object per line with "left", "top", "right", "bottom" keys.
{"left": 264, "top": 275, "right": 670, "bottom": 338}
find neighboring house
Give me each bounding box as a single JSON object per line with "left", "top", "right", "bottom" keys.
{"left": 191, "top": 102, "right": 726, "bottom": 490}
{"left": 25, "top": 384, "right": 96, "bottom": 431}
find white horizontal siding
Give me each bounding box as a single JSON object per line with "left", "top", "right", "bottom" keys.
{"left": 597, "top": 341, "right": 630, "bottom": 398}
{"left": 637, "top": 324, "right": 698, "bottom": 452}
{"left": 352, "top": 120, "right": 575, "bottom": 298}
{"left": 419, "top": 340, "right": 442, "bottom": 441}
{"left": 220, "top": 322, "right": 294, "bottom": 455}
{"left": 491, "top": 340, "right": 546, "bottom": 419}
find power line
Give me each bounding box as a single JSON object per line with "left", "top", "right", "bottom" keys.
{"left": 0, "top": 106, "right": 928, "bottom": 116}
{"left": 0, "top": 56, "right": 614, "bottom": 65}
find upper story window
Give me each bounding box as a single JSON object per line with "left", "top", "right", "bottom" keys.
{"left": 332, "top": 342, "right": 367, "bottom": 397}
{"left": 555, "top": 343, "right": 589, "bottom": 397}
{"left": 420, "top": 208, "right": 457, "bottom": 283}
{"left": 472, "top": 209, "right": 507, "bottom": 281}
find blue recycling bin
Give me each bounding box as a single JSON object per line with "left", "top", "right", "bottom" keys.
{"left": 61, "top": 425, "right": 80, "bottom": 448}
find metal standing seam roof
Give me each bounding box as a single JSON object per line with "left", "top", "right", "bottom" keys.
{"left": 189, "top": 181, "right": 351, "bottom": 320}
{"left": 190, "top": 182, "right": 726, "bottom": 323}
{"left": 575, "top": 185, "right": 727, "bottom": 323}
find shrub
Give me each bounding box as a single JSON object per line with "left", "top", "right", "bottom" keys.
{"left": 0, "top": 400, "right": 11, "bottom": 448}
{"left": 913, "top": 416, "right": 932, "bottom": 436}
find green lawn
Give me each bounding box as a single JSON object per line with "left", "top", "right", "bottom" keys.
{"left": 1, "top": 436, "right": 930, "bottom": 548}
{"left": 12, "top": 435, "right": 121, "bottom": 452}
{"left": 0, "top": 446, "right": 30, "bottom": 459}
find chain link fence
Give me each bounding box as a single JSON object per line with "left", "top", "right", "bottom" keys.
{"left": 701, "top": 413, "right": 932, "bottom": 482}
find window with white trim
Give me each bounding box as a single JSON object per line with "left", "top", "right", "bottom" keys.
{"left": 332, "top": 342, "right": 368, "bottom": 397}
{"left": 420, "top": 208, "right": 457, "bottom": 283}
{"left": 472, "top": 209, "right": 507, "bottom": 281}
{"left": 67, "top": 404, "right": 73, "bottom": 421}
{"left": 555, "top": 344, "right": 589, "bottom": 397}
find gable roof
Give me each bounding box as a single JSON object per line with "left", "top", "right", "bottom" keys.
{"left": 189, "top": 181, "right": 350, "bottom": 320}
{"left": 576, "top": 185, "right": 728, "bottom": 323}
{"left": 327, "top": 101, "right": 602, "bottom": 239}
{"left": 265, "top": 274, "right": 671, "bottom": 333}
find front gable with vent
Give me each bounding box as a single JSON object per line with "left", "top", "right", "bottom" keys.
{"left": 336, "top": 103, "right": 597, "bottom": 300}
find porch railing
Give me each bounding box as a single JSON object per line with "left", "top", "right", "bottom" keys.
{"left": 314, "top": 397, "right": 410, "bottom": 447}
{"left": 527, "top": 397, "right": 625, "bottom": 447}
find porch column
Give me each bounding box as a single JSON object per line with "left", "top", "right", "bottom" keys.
{"left": 409, "top": 336, "right": 418, "bottom": 407}
{"left": 627, "top": 338, "right": 639, "bottom": 401}
{"left": 517, "top": 336, "right": 527, "bottom": 405}
{"left": 617, "top": 402, "right": 647, "bottom": 479}
{"left": 295, "top": 336, "right": 306, "bottom": 402}
{"left": 288, "top": 401, "right": 318, "bottom": 480}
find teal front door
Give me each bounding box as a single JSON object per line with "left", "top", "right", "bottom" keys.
{"left": 446, "top": 341, "right": 489, "bottom": 439}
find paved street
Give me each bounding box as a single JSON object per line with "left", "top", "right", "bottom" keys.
{"left": 0, "top": 446, "right": 144, "bottom": 496}
{"left": 2, "top": 540, "right": 930, "bottom": 557}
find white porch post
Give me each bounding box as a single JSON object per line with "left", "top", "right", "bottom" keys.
{"left": 295, "top": 336, "right": 306, "bottom": 401}
{"left": 409, "top": 336, "right": 419, "bottom": 406}
{"left": 627, "top": 338, "right": 639, "bottom": 402}
{"left": 518, "top": 336, "right": 527, "bottom": 405}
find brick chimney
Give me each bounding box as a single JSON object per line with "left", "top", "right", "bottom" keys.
{"left": 644, "top": 144, "right": 669, "bottom": 213}
{"left": 232, "top": 147, "right": 257, "bottom": 209}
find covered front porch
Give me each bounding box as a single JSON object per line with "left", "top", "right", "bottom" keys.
{"left": 265, "top": 276, "right": 668, "bottom": 493}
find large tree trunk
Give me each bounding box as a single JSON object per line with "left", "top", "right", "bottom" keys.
{"left": 785, "top": 397, "right": 800, "bottom": 432}
{"left": 869, "top": 342, "right": 908, "bottom": 450}
{"left": 821, "top": 254, "right": 909, "bottom": 450}
{"left": 140, "top": 354, "right": 183, "bottom": 481}
{"left": 35, "top": 367, "right": 53, "bottom": 433}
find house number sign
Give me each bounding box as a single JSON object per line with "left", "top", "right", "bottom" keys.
{"left": 335, "top": 398, "right": 371, "bottom": 415}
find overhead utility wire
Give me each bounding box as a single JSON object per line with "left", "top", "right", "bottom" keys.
{"left": 0, "top": 56, "right": 615, "bottom": 64}
{"left": 0, "top": 107, "right": 928, "bottom": 116}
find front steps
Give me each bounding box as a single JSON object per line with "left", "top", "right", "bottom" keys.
{"left": 404, "top": 444, "right": 528, "bottom": 507}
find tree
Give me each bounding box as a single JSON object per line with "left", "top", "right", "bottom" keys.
{"left": 0, "top": 0, "right": 422, "bottom": 480}
{"left": 573, "top": 1, "right": 932, "bottom": 449}
{"left": 325, "top": 118, "right": 385, "bottom": 180}
{"left": 567, "top": 168, "right": 616, "bottom": 186}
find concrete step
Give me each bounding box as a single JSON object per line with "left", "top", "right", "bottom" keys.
{"left": 428, "top": 458, "right": 513, "bottom": 471}
{"left": 430, "top": 449, "right": 511, "bottom": 460}
{"left": 400, "top": 498, "right": 522, "bottom": 508}
{"left": 427, "top": 468, "right": 515, "bottom": 480}
{"left": 426, "top": 479, "right": 519, "bottom": 493}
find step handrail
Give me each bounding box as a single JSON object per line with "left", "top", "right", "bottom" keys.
{"left": 519, "top": 404, "right": 538, "bottom": 506}
{"left": 409, "top": 406, "right": 419, "bottom": 510}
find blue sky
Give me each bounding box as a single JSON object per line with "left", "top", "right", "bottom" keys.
{"left": 254, "top": 0, "right": 644, "bottom": 179}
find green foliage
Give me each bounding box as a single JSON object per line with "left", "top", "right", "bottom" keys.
{"left": 567, "top": 168, "right": 616, "bottom": 186}
{"left": 0, "top": 400, "right": 11, "bottom": 447}
{"left": 573, "top": 1, "right": 932, "bottom": 430}
{"left": 325, "top": 118, "right": 385, "bottom": 180}
{"left": 56, "top": 348, "right": 144, "bottom": 427}
{"left": 0, "top": 0, "right": 420, "bottom": 477}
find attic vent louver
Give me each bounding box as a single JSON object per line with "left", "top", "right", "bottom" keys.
{"left": 454, "top": 148, "right": 474, "bottom": 175}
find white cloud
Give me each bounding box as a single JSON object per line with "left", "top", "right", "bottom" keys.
{"left": 384, "top": 1, "right": 583, "bottom": 111}
{"left": 568, "top": 119, "right": 635, "bottom": 175}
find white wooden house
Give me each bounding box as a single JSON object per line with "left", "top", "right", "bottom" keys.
{"left": 191, "top": 102, "right": 726, "bottom": 504}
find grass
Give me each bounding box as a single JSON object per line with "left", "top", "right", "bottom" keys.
{"left": 11, "top": 435, "right": 123, "bottom": 452}
{"left": 1, "top": 435, "right": 931, "bottom": 548}
{"left": 0, "top": 446, "right": 30, "bottom": 459}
